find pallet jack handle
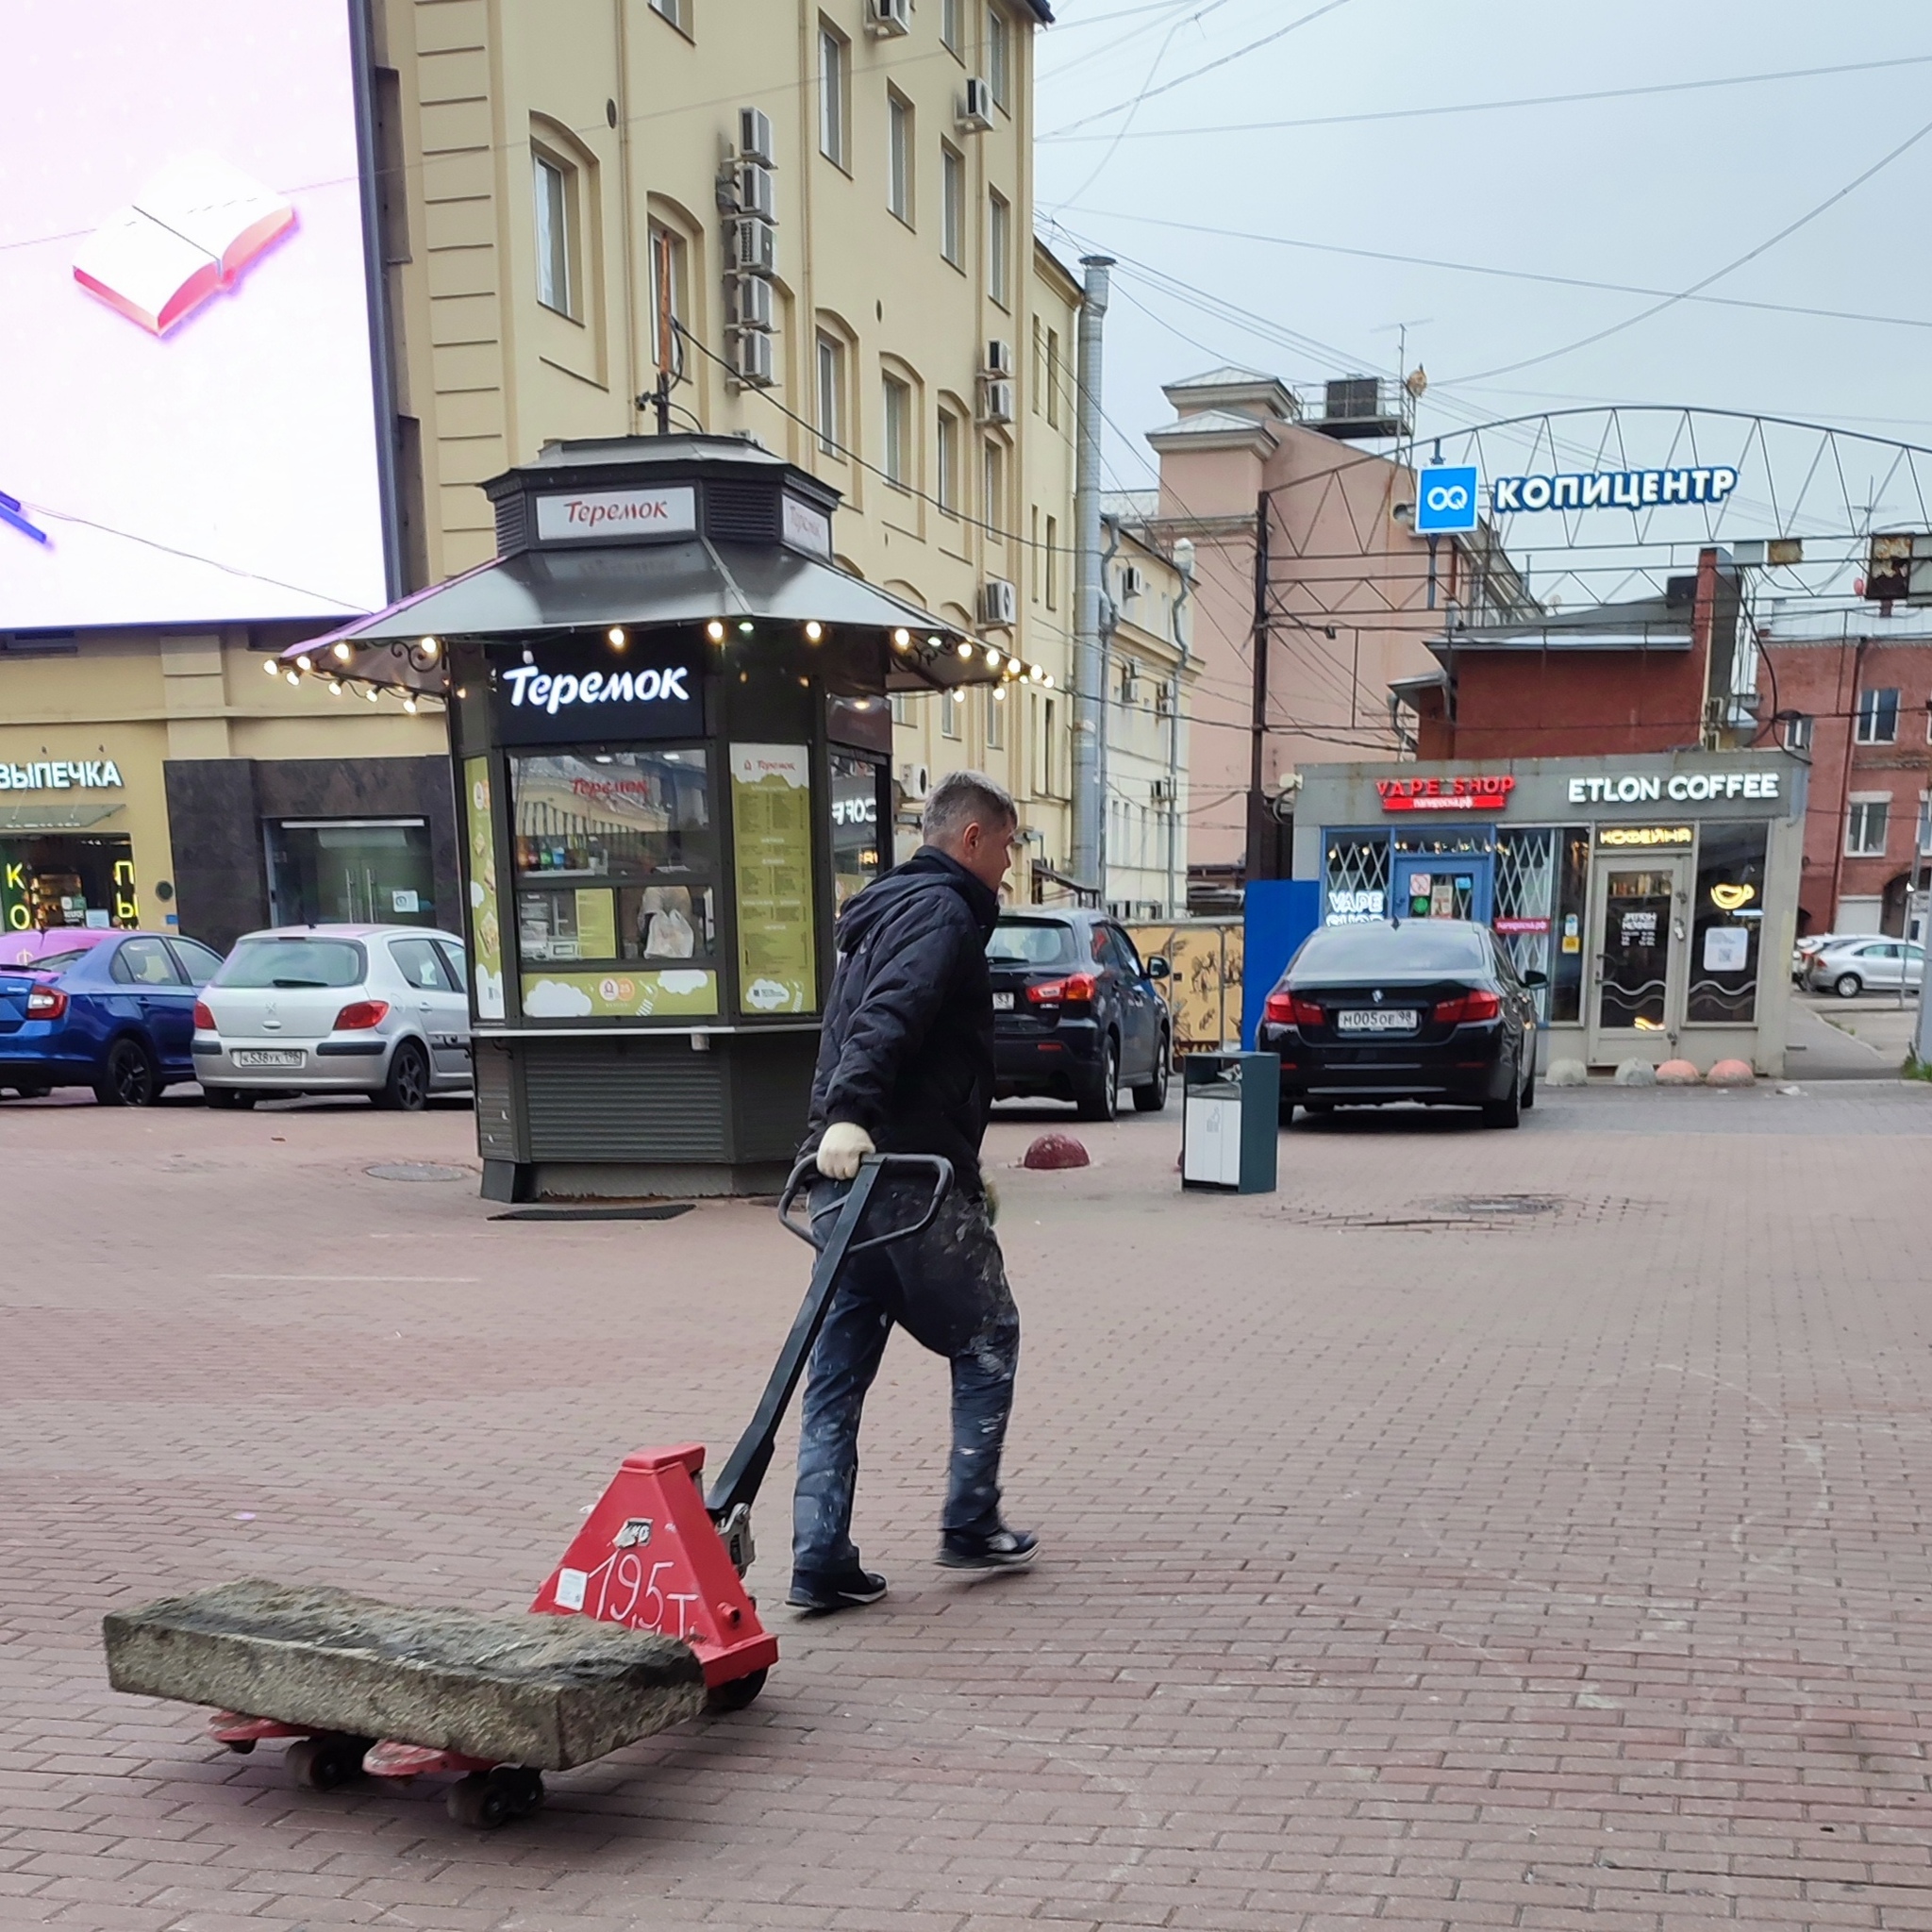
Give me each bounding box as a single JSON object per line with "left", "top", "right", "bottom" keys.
{"left": 703, "top": 1152, "right": 953, "bottom": 1535}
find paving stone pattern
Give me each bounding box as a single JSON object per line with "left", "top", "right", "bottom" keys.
{"left": 5, "top": 1082, "right": 1932, "bottom": 1928}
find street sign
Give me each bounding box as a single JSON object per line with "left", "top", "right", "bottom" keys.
{"left": 1415, "top": 465, "right": 1478, "bottom": 535}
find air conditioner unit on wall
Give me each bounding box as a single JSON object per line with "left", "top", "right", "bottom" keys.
{"left": 958, "top": 78, "right": 994, "bottom": 132}
{"left": 979, "top": 376, "right": 1014, "bottom": 425}
{"left": 899, "top": 760, "right": 931, "bottom": 801}
{"left": 984, "top": 338, "right": 1014, "bottom": 376}
{"left": 736, "top": 158, "right": 776, "bottom": 222}
{"left": 1151, "top": 777, "right": 1175, "bottom": 803}
{"left": 980, "top": 578, "right": 1018, "bottom": 627}
{"left": 732, "top": 215, "right": 777, "bottom": 275}
{"left": 867, "top": 0, "right": 911, "bottom": 35}
{"left": 732, "top": 330, "right": 775, "bottom": 388}
{"left": 739, "top": 107, "right": 775, "bottom": 167}
{"left": 727, "top": 273, "right": 774, "bottom": 332}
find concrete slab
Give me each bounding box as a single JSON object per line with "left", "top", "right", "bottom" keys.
{"left": 103, "top": 1579, "right": 705, "bottom": 1770}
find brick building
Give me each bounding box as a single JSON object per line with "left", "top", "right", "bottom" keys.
{"left": 1757, "top": 604, "right": 1932, "bottom": 940}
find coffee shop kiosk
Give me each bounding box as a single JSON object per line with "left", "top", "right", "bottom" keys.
{"left": 300, "top": 436, "right": 1024, "bottom": 1198}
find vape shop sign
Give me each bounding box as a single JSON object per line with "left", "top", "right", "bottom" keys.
{"left": 1376, "top": 774, "right": 1516, "bottom": 813}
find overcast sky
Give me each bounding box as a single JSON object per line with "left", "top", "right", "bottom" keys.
{"left": 1033, "top": 0, "right": 1932, "bottom": 504}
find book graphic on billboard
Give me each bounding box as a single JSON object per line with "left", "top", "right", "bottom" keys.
{"left": 72, "top": 154, "right": 295, "bottom": 336}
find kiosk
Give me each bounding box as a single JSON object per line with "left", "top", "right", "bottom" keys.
{"left": 297, "top": 436, "right": 1035, "bottom": 1198}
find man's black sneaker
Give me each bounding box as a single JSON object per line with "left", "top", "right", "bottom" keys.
{"left": 786, "top": 1566, "right": 889, "bottom": 1612}
{"left": 936, "top": 1526, "right": 1039, "bottom": 1571}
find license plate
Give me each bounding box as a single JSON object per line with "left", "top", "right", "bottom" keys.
{"left": 232, "top": 1049, "right": 306, "bottom": 1068}
{"left": 991, "top": 991, "right": 1015, "bottom": 1010}
{"left": 1335, "top": 1008, "right": 1416, "bottom": 1034}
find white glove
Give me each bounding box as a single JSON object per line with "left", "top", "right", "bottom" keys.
{"left": 816, "top": 1121, "right": 875, "bottom": 1180}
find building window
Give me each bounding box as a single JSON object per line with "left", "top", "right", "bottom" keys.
{"left": 936, "top": 408, "right": 959, "bottom": 512}
{"left": 818, "top": 22, "right": 849, "bottom": 169}
{"left": 986, "top": 3, "right": 1010, "bottom": 108}
{"left": 268, "top": 819, "right": 437, "bottom": 927}
{"left": 985, "top": 684, "right": 1004, "bottom": 750}
{"left": 1046, "top": 328, "right": 1062, "bottom": 427}
{"left": 1847, "top": 797, "right": 1890, "bottom": 857}
{"left": 649, "top": 0, "right": 688, "bottom": 28}
{"left": 988, "top": 190, "right": 1009, "bottom": 308}
{"left": 1030, "top": 316, "right": 1043, "bottom": 414}
{"left": 646, "top": 223, "right": 687, "bottom": 378}
{"left": 941, "top": 689, "right": 962, "bottom": 740}
{"left": 941, "top": 144, "right": 964, "bottom": 267}
{"left": 882, "top": 375, "right": 911, "bottom": 489}
{"left": 890, "top": 691, "right": 910, "bottom": 725}
{"left": 1783, "top": 711, "right": 1813, "bottom": 753}
{"left": 532, "top": 150, "right": 575, "bottom": 317}
{"left": 816, "top": 333, "right": 844, "bottom": 456}
{"left": 888, "top": 91, "right": 913, "bottom": 225}
{"left": 982, "top": 440, "right": 1005, "bottom": 536}
{"left": 1856, "top": 687, "right": 1900, "bottom": 744}
{"left": 1044, "top": 512, "right": 1058, "bottom": 608}
{"left": 941, "top": 0, "right": 962, "bottom": 55}
{"left": 1918, "top": 793, "right": 1931, "bottom": 856}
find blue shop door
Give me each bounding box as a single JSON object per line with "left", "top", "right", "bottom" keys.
{"left": 1391, "top": 853, "right": 1494, "bottom": 924}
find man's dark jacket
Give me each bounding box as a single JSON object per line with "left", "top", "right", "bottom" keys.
{"left": 806, "top": 845, "right": 999, "bottom": 1191}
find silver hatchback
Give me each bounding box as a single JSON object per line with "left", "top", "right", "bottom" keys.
{"left": 194, "top": 924, "right": 472, "bottom": 1109}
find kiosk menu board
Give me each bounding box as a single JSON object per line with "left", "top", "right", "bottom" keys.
{"left": 730, "top": 745, "right": 817, "bottom": 1016}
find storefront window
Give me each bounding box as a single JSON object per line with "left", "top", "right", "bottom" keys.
{"left": 830, "top": 752, "right": 885, "bottom": 912}
{"left": 0, "top": 835, "right": 138, "bottom": 932}
{"left": 267, "top": 820, "right": 435, "bottom": 927}
{"left": 1492, "top": 827, "right": 1556, "bottom": 1018}
{"left": 1688, "top": 822, "right": 1768, "bottom": 1024}
{"left": 1549, "top": 826, "right": 1590, "bottom": 1023}
{"left": 509, "top": 749, "right": 715, "bottom": 968}
{"left": 1322, "top": 832, "right": 1390, "bottom": 924}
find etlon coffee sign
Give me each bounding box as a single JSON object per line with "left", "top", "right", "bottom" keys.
{"left": 1376, "top": 774, "right": 1516, "bottom": 813}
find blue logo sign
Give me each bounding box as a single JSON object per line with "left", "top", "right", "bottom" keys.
{"left": 1415, "top": 466, "right": 1478, "bottom": 535}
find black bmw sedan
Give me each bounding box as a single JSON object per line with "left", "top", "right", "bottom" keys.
{"left": 1257, "top": 918, "right": 1541, "bottom": 1127}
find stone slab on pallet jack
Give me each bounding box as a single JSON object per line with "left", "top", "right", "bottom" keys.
{"left": 104, "top": 1578, "right": 707, "bottom": 1771}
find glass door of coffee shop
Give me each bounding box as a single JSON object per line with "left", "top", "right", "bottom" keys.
{"left": 1585, "top": 852, "right": 1690, "bottom": 1065}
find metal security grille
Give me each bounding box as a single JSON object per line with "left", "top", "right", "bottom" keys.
{"left": 1323, "top": 833, "right": 1391, "bottom": 920}
{"left": 1493, "top": 827, "right": 1556, "bottom": 1016}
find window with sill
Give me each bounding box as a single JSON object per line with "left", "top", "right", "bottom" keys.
{"left": 936, "top": 408, "right": 960, "bottom": 512}
{"left": 532, "top": 150, "right": 576, "bottom": 318}
{"left": 941, "top": 144, "right": 964, "bottom": 267}
{"left": 941, "top": 689, "right": 962, "bottom": 740}
{"left": 649, "top": 0, "right": 688, "bottom": 28}
{"left": 883, "top": 375, "right": 912, "bottom": 489}
{"left": 941, "top": 0, "right": 962, "bottom": 54}
{"left": 888, "top": 92, "right": 913, "bottom": 225}
{"left": 1847, "top": 797, "right": 1890, "bottom": 857}
{"left": 818, "top": 21, "right": 849, "bottom": 168}
{"left": 1856, "top": 687, "right": 1899, "bottom": 744}
{"left": 1783, "top": 712, "right": 1812, "bottom": 753}
{"left": 982, "top": 439, "right": 1006, "bottom": 536}
{"left": 816, "top": 333, "right": 845, "bottom": 457}
{"left": 986, "top": 4, "right": 1010, "bottom": 108}
{"left": 987, "top": 190, "right": 1009, "bottom": 308}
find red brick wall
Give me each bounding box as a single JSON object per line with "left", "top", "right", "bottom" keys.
{"left": 1761, "top": 636, "right": 1932, "bottom": 933}
{"left": 1443, "top": 649, "right": 1709, "bottom": 761}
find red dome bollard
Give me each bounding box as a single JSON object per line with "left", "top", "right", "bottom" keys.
{"left": 1023, "top": 1132, "right": 1090, "bottom": 1170}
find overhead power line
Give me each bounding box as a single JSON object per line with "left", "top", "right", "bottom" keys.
{"left": 1040, "top": 54, "right": 1932, "bottom": 142}
{"left": 1444, "top": 110, "right": 1932, "bottom": 387}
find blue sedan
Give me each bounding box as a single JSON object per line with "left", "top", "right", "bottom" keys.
{"left": 0, "top": 931, "right": 226, "bottom": 1106}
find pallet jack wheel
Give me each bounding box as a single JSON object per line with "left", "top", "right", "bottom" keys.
{"left": 447, "top": 1767, "right": 538, "bottom": 1830}
{"left": 286, "top": 1734, "right": 372, "bottom": 1791}
{"left": 225, "top": 1739, "right": 257, "bottom": 1755}
{"left": 706, "top": 1667, "right": 768, "bottom": 1714}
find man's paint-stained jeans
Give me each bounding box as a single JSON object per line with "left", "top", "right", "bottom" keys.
{"left": 791, "top": 1177, "right": 1021, "bottom": 1585}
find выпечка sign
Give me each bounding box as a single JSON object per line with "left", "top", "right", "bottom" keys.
{"left": 0, "top": 758, "right": 124, "bottom": 791}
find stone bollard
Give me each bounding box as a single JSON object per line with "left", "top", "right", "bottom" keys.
{"left": 1024, "top": 1132, "right": 1090, "bottom": 1170}
{"left": 1546, "top": 1058, "right": 1589, "bottom": 1087}
{"left": 1706, "top": 1058, "right": 1755, "bottom": 1086}
{"left": 1613, "top": 1058, "right": 1657, "bottom": 1087}
{"left": 1656, "top": 1059, "right": 1701, "bottom": 1085}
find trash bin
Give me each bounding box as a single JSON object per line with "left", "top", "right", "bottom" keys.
{"left": 1180, "top": 1051, "right": 1278, "bottom": 1194}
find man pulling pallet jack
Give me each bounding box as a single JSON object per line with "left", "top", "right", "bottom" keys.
{"left": 791, "top": 770, "right": 1038, "bottom": 1612}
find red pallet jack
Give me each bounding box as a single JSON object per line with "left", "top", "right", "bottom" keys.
{"left": 183, "top": 1153, "right": 951, "bottom": 1827}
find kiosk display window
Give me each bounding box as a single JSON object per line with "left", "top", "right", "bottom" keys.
{"left": 508, "top": 747, "right": 721, "bottom": 1020}
{"left": 1688, "top": 822, "right": 1768, "bottom": 1024}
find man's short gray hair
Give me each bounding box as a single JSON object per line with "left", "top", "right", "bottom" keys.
{"left": 923, "top": 769, "right": 1018, "bottom": 843}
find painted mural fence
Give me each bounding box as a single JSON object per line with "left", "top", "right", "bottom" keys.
{"left": 1127, "top": 920, "right": 1243, "bottom": 1063}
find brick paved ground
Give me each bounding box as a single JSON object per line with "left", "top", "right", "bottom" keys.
{"left": 7, "top": 1078, "right": 1932, "bottom": 1929}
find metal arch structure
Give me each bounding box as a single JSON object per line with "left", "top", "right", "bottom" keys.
{"left": 1410, "top": 405, "right": 1932, "bottom": 613}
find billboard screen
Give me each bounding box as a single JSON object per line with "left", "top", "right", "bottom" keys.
{"left": 0, "top": 1, "right": 389, "bottom": 629}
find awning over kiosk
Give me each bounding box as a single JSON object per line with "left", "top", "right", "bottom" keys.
{"left": 284, "top": 434, "right": 1045, "bottom": 699}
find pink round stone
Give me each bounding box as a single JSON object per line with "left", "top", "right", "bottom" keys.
{"left": 1706, "top": 1058, "right": 1756, "bottom": 1086}
{"left": 1656, "top": 1059, "right": 1701, "bottom": 1085}
{"left": 1024, "top": 1132, "right": 1091, "bottom": 1170}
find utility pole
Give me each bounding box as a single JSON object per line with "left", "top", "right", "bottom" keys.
{"left": 1070, "top": 255, "right": 1112, "bottom": 894}
{"left": 1246, "top": 489, "right": 1273, "bottom": 882}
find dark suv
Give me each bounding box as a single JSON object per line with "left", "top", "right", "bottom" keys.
{"left": 987, "top": 910, "right": 1172, "bottom": 1121}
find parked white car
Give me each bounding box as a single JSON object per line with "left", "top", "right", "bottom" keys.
{"left": 194, "top": 925, "right": 472, "bottom": 1109}
{"left": 1802, "top": 936, "right": 1925, "bottom": 999}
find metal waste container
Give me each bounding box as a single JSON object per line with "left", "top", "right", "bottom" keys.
{"left": 1180, "top": 1051, "right": 1278, "bottom": 1194}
